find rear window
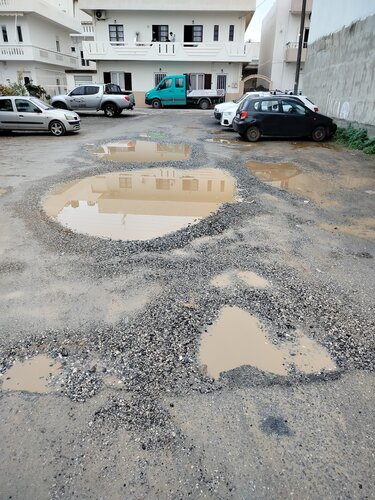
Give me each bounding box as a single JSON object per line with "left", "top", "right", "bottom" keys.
{"left": 85, "top": 86, "right": 100, "bottom": 95}
{"left": 256, "top": 100, "right": 279, "bottom": 112}
{"left": 0, "top": 98, "right": 13, "bottom": 112}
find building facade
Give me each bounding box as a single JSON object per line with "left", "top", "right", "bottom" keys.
{"left": 0, "top": 0, "right": 96, "bottom": 95}
{"left": 303, "top": 0, "right": 375, "bottom": 132}
{"left": 258, "top": 0, "right": 313, "bottom": 92}
{"left": 79, "top": 0, "right": 256, "bottom": 105}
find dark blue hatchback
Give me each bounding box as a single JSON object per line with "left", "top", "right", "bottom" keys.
{"left": 232, "top": 96, "right": 337, "bottom": 142}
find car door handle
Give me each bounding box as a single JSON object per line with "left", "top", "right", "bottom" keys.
{"left": 18, "top": 114, "right": 24, "bottom": 117}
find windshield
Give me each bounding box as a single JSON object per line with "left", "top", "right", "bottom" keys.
{"left": 29, "top": 97, "right": 53, "bottom": 110}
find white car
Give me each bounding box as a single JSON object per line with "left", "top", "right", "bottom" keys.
{"left": 0, "top": 96, "right": 81, "bottom": 136}
{"left": 214, "top": 92, "right": 270, "bottom": 127}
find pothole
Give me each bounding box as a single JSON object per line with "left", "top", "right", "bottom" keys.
{"left": 247, "top": 160, "right": 374, "bottom": 205}
{"left": 1, "top": 355, "right": 62, "bottom": 393}
{"left": 211, "top": 270, "right": 270, "bottom": 289}
{"left": 93, "top": 140, "right": 191, "bottom": 162}
{"left": 43, "top": 168, "right": 237, "bottom": 241}
{"left": 200, "top": 306, "right": 336, "bottom": 379}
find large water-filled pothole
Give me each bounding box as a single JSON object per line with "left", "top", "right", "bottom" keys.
{"left": 200, "top": 306, "right": 336, "bottom": 379}
{"left": 43, "top": 168, "right": 237, "bottom": 241}
{"left": 247, "top": 160, "right": 373, "bottom": 205}
{"left": 94, "top": 140, "right": 191, "bottom": 162}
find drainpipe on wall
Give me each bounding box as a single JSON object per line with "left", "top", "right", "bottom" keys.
{"left": 293, "top": 0, "right": 306, "bottom": 95}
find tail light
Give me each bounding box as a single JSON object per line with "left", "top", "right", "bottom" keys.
{"left": 240, "top": 111, "right": 248, "bottom": 119}
{"left": 314, "top": 106, "right": 318, "bottom": 112}
{"left": 124, "top": 95, "right": 130, "bottom": 101}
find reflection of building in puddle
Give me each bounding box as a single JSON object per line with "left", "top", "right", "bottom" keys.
{"left": 43, "top": 168, "right": 237, "bottom": 241}
{"left": 2, "top": 355, "right": 62, "bottom": 393}
{"left": 200, "top": 306, "right": 336, "bottom": 379}
{"left": 247, "top": 160, "right": 375, "bottom": 205}
{"left": 94, "top": 140, "right": 191, "bottom": 162}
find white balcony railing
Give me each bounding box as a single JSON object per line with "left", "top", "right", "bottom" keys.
{"left": 284, "top": 43, "right": 307, "bottom": 63}
{"left": 0, "top": 44, "right": 78, "bottom": 68}
{"left": 83, "top": 41, "right": 253, "bottom": 62}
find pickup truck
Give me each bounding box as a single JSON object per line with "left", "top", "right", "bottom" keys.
{"left": 51, "top": 83, "right": 135, "bottom": 117}
{"left": 145, "top": 74, "right": 225, "bottom": 110}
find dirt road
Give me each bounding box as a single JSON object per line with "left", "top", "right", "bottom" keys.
{"left": 0, "top": 109, "right": 374, "bottom": 499}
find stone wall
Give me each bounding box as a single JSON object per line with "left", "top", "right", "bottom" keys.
{"left": 303, "top": 14, "right": 375, "bottom": 135}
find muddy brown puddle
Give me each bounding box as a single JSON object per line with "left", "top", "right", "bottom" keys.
{"left": 43, "top": 168, "right": 237, "bottom": 241}
{"left": 247, "top": 160, "right": 374, "bottom": 205}
{"left": 200, "top": 306, "right": 336, "bottom": 379}
{"left": 2, "top": 355, "right": 62, "bottom": 393}
{"left": 94, "top": 140, "right": 191, "bottom": 162}
{"left": 211, "top": 270, "right": 270, "bottom": 289}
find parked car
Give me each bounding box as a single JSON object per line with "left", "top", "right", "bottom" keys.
{"left": 232, "top": 95, "right": 336, "bottom": 142}
{"left": 0, "top": 96, "right": 80, "bottom": 136}
{"left": 51, "top": 83, "right": 135, "bottom": 117}
{"left": 214, "top": 91, "right": 270, "bottom": 124}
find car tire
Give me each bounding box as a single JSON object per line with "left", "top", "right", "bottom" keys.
{"left": 52, "top": 101, "right": 67, "bottom": 110}
{"left": 246, "top": 126, "right": 261, "bottom": 142}
{"left": 151, "top": 99, "right": 162, "bottom": 109}
{"left": 49, "top": 120, "right": 66, "bottom": 136}
{"left": 199, "top": 99, "right": 210, "bottom": 110}
{"left": 312, "top": 126, "right": 327, "bottom": 142}
{"left": 103, "top": 103, "right": 118, "bottom": 117}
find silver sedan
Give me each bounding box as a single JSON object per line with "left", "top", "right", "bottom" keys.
{"left": 0, "top": 96, "right": 80, "bottom": 136}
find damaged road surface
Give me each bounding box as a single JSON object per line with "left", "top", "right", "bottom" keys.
{"left": 0, "top": 110, "right": 374, "bottom": 499}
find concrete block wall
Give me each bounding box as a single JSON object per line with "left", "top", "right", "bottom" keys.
{"left": 303, "top": 14, "right": 375, "bottom": 134}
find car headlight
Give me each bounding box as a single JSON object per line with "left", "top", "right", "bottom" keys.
{"left": 64, "top": 113, "right": 77, "bottom": 120}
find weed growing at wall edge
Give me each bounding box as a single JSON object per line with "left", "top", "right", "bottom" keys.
{"left": 333, "top": 125, "right": 375, "bottom": 154}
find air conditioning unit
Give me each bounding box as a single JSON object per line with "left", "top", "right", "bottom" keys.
{"left": 95, "top": 10, "right": 107, "bottom": 20}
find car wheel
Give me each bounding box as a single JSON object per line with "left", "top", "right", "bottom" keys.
{"left": 312, "top": 126, "right": 327, "bottom": 142}
{"left": 49, "top": 120, "right": 66, "bottom": 136}
{"left": 246, "top": 126, "right": 261, "bottom": 142}
{"left": 199, "top": 99, "right": 210, "bottom": 110}
{"left": 52, "top": 101, "right": 67, "bottom": 110}
{"left": 151, "top": 99, "right": 162, "bottom": 109}
{"left": 103, "top": 103, "right": 118, "bottom": 117}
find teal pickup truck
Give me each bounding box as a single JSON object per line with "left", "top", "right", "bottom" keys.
{"left": 145, "top": 74, "right": 225, "bottom": 110}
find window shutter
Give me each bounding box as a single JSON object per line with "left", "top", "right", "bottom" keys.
{"left": 103, "top": 72, "right": 111, "bottom": 84}
{"left": 204, "top": 74, "right": 212, "bottom": 90}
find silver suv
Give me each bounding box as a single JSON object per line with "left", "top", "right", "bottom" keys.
{"left": 0, "top": 96, "right": 80, "bottom": 136}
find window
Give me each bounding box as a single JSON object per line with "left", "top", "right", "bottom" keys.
{"left": 303, "top": 28, "right": 309, "bottom": 48}
{"left": 70, "top": 87, "right": 85, "bottom": 96}
{"left": 0, "top": 99, "right": 13, "bottom": 112}
{"left": 175, "top": 78, "right": 184, "bottom": 88}
{"left": 213, "top": 25, "right": 219, "bottom": 42}
{"left": 152, "top": 25, "right": 169, "bottom": 42}
{"left": 119, "top": 176, "right": 132, "bottom": 189}
{"left": 257, "top": 99, "right": 279, "bottom": 112}
{"left": 159, "top": 78, "right": 172, "bottom": 90}
{"left": 182, "top": 178, "right": 198, "bottom": 191}
{"left": 55, "top": 37, "right": 60, "bottom": 52}
{"left": 17, "top": 26, "right": 23, "bottom": 42}
{"left": 109, "top": 24, "right": 124, "bottom": 43}
{"left": 155, "top": 73, "right": 166, "bottom": 86}
{"left": 229, "top": 25, "right": 234, "bottom": 41}
{"left": 80, "top": 50, "right": 89, "bottom": 66}
{"left": 281, "top": 100, "right": 306, "bottom": 115}
{"left": 156, "top": 179, "right": 173, "bottom": 190}
{"left": 2, "top": 26, "right": 8, "bottom": 42}
{"left": 184, "top": 25, "right": 203, "bottom": 43}
{"left": 84, "top": 86, "right": 99, "bottom": 95}
{"left": 15, "top": 99, "right": 40, "bottom": 113}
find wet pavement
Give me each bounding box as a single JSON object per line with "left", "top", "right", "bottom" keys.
{"left": 0, "top": 109, "right": 374, "bottom": 499}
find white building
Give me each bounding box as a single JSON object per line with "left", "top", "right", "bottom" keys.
{"left": 0, "top": 0, "right": 96, "bottom": 96}
{"left": 303, "top": 0, "right": 375, "bottom": 132}
{"left": 258, "top": 0, "right": 313, "bottom": 92}
{"left": 79, "top": 0, "right": 256, "bottom": 105}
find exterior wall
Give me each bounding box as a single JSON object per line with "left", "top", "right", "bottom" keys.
{"left": 92, "top": 60, "right": 242, "bottom": 106}
{"left": 258, "top": 0, "right": 311, "bottom": 91}
{"left": 303, "top": 11, "right": 375, "bottom": 132}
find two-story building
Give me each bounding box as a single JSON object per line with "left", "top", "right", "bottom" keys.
{"left": 258, "top": 0, "right": 313, "bottom": 92}
{"left": 79, "top": 0, "right": 256, "bottom": 105}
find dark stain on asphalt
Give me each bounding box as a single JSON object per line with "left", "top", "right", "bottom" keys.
{"left": 261, "top": 416, "right": 292, "bottom": 436}
{"left": 0, "top": 260, "right": 27, "bottom": 274}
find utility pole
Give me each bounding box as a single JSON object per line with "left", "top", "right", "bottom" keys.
{"left": 293, "top": 0, "right": 307, "bottom": 94}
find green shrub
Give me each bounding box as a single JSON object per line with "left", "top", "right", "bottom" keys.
{"left": 333, "top": 125, "right": 375, "bottom": 154}
{"left": 0, "top": 82, "right": 28, "bottom": 96}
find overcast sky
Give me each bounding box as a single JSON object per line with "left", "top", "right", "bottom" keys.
{"left": 245, "top": 0, "right": 275, "bottom": 42}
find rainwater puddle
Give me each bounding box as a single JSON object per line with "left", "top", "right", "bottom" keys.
{"left": 2, "top": 355, "right": 62, "bottom": 393}
{"left": 320, "top": 218, "right": 375, "bottom": 240}
{"left": 200, "top": 306, "right": 336, "bottom": 379}
{"left": 247, "top": 160, "right": 374, "bottom": 205}
{"left": 43, "top": 168, "right": 237, "bottom": 241}
{"left": 211, "top": 270, "right": 270, "bottom": 289}
{"left": 94, "top": 140, "right": 191, "bottom": 162}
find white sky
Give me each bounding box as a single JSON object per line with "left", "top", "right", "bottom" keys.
{"left": 245, "top": 0, "right": 275, "bottom": 42}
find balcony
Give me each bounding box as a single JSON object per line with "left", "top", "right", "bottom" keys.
{"left": 0, "top": 44, "right": 78, "bottom": 68}
{"left": 71, "top": 22, "right": 95, "bottom": 40}
{"left": 79, "top": 0, "right": 255, "bottom": 13}
{"left": 284, "top": 42, "right": 307, "bottom": 62}
{"left": 290, "top": 0, "right": 313, "bottom": 14}
{"left": 82, "top": 41, "right": 253, "bottom": 63}
{"left": 0, "top": 0, "right": 81, "bottom": 32}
